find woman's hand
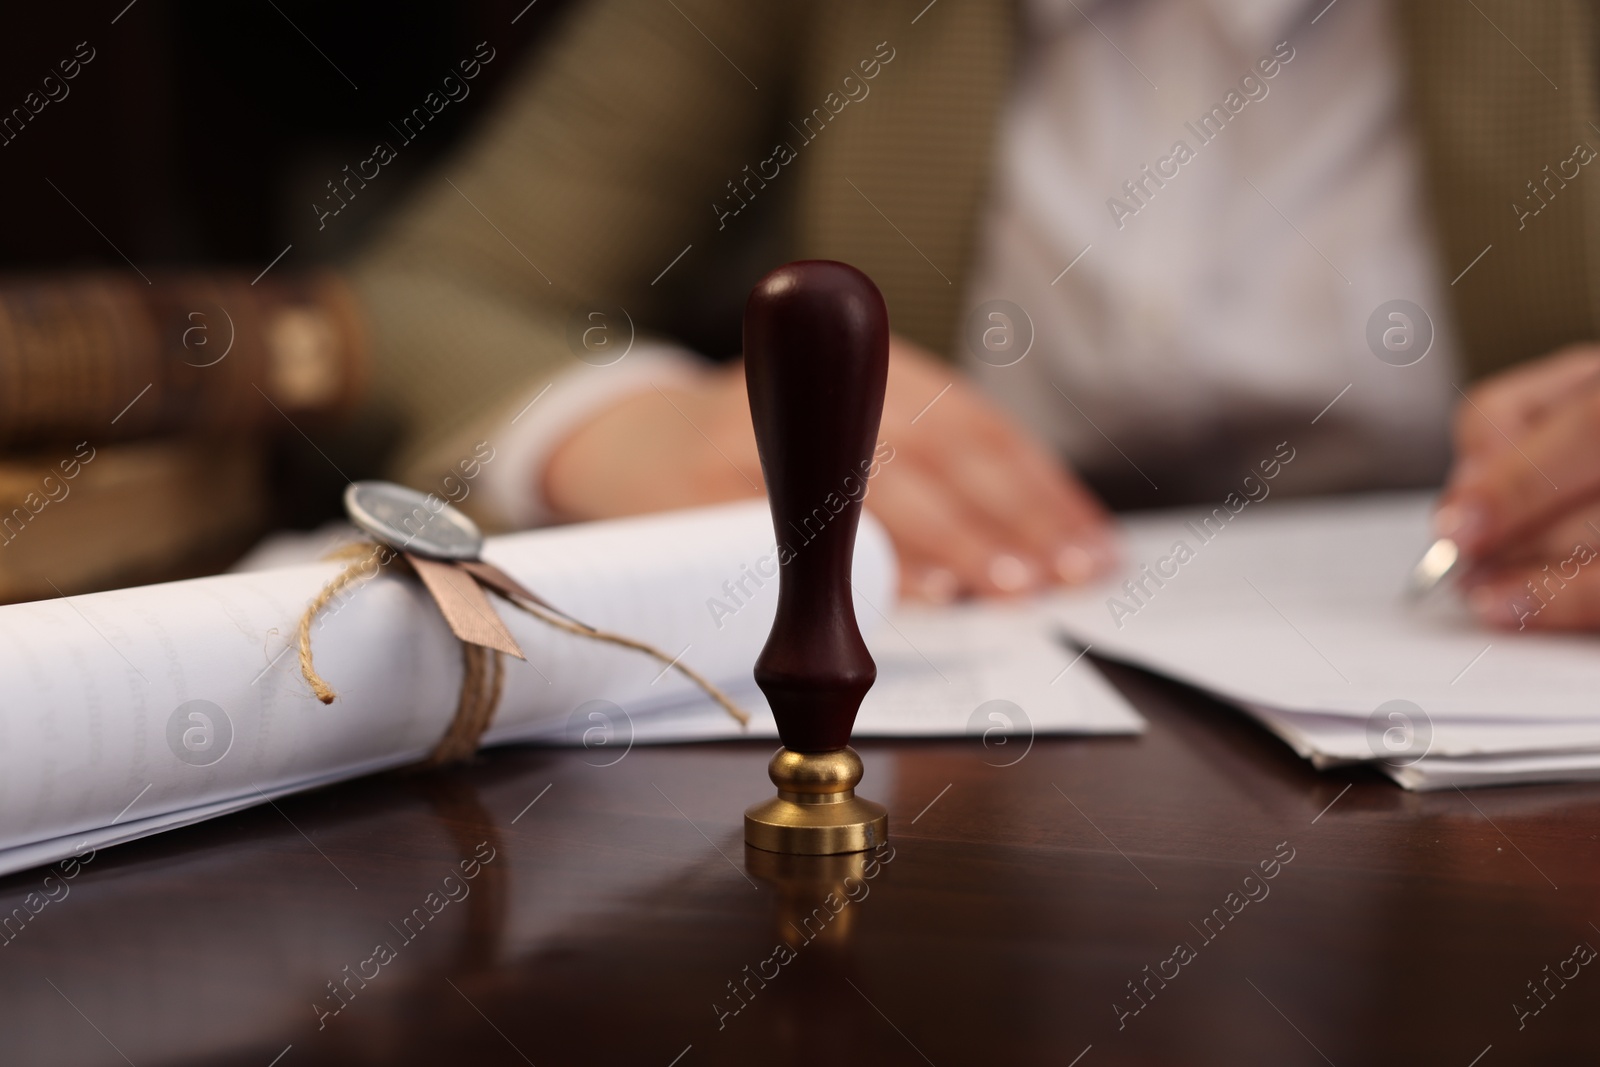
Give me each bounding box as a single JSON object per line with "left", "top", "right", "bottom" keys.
{"left": 544, "top": 334, "right": 1118, "bottom": 600}
{"left": 1457, "top": 500, "right": 1600, "bottom": 631}
{"left": 1436, "top": 346, "right": 1600, "bottom": 629}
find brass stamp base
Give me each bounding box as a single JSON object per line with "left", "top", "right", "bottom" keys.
{"left": 744, "top": 746, "right": 888, "bottom": 855}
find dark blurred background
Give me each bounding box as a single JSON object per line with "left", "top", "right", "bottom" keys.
{"left": 0, "top": 0, "right": 578, "bottom": 558}
{"left": 1, "top": 0, "right": 571, "bottom": 273}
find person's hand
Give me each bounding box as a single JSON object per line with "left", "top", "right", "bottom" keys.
{"left": 543, "top": 334, "right": 1118, "bottom": 600}
{"left": 1435, "top": 346, "right": 1600, "bottom": 629}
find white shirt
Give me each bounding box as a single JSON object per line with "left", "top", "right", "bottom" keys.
{"left": 963, "top": 0, "right": 1456, "bottom": 503}
{"left": 483, "top": 0, "right": 1457, "bottom": 524}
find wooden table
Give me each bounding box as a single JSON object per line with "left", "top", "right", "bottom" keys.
{"left": 2, "top": 660, "right": 1596, "bottom": 1065}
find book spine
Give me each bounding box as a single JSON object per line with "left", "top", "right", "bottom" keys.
{"left": 0, "top": 270, "right": 368, "bottom": 444}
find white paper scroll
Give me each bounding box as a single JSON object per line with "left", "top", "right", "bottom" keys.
{"left": 0, "top": 502, "right": 895, "bottom": 876}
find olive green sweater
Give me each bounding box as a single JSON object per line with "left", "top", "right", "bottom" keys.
{"left": 351, "top": 0, "right": 1600, "bottom": 519}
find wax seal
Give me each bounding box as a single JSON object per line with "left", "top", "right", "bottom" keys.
{"left": 344, "top": 481, "right": 484, "bottom": 561}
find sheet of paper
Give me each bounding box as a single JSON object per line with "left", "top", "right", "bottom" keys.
{"left": 519, "top": 602, "right": 1144, "bottom": 746}
{"left": 1045, "top": 492, "right": 1600, "bottom": 729}
{"left": 1239, "top": 704, "right": 1600, "bottom": 763}
{"left": 1382, "top": 749, "right": 1600, "bottom": 791}
{"left": 1043, "top": 491, "right": 1600, "bottom": 768}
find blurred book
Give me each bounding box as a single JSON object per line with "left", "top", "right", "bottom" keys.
{"left": 0, "top": 269, "right": 370, "bottom": 601}
{"left": 0, "top": 439, "right": 267, "bottom": 604}
{"left": 0, "top": 270, "right": 367, "bottom": 443}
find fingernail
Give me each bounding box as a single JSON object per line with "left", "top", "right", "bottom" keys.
{"left": 916, "top": 567, "right": 960, "bottom": 604}
{"left": 1053, "top": 543, "right": 1109, "bottom": 583}
{"left": 1468, "top": 585, "right": 1523, "bottom": 626}
{"left": 1054, "top": 544, "right": 1096, "bottom": 584}
{"left": 1086, "top": 532, "right": 1120, "bottom": 570}
{"left": 988, "top": 553, "right": 1040, "bottom": 593}
{"left": 1434, "top": 501, "right": 1488, "bottom": 546}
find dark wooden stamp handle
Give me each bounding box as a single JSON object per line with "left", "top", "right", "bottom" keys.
{"left": 744, "top": 261, "right": 890, "bottom": 752}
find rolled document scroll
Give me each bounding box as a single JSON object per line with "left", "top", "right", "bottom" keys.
{"left": 0, "top": 502, "right": 895, "bottom": 877}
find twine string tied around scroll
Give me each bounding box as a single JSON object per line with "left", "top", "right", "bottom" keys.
{"left": 295, "top": 542, "right": 750, "bottom": 764}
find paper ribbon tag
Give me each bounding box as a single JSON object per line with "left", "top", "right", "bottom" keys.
{"left": 405, "top": 552, "right": 526, "bottom": 660}
{"left": 456, "top": 559, "right": 577, "bottom": 624}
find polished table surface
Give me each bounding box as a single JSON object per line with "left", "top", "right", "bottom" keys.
{"left": 2, "top": 659, "right": 1598, "bottom": 1066}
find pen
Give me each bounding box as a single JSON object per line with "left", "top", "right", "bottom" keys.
{"left": 1406, "top": 536, "right": 1461, "bottom": 599}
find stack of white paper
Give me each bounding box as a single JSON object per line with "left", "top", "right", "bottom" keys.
{"left": 1044, "top": 492, "right": 1600, "bottom": 790}
{"left": 0, "top": 502, "right": 1142, "bottom": 878}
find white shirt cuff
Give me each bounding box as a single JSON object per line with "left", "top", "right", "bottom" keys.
{"left": 477, "top": 343, "right": 708, "bottom": 529}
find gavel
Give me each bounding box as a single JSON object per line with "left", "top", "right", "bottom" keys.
{"left": 742, "top": 260, "right": 890, "bottom": 855}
